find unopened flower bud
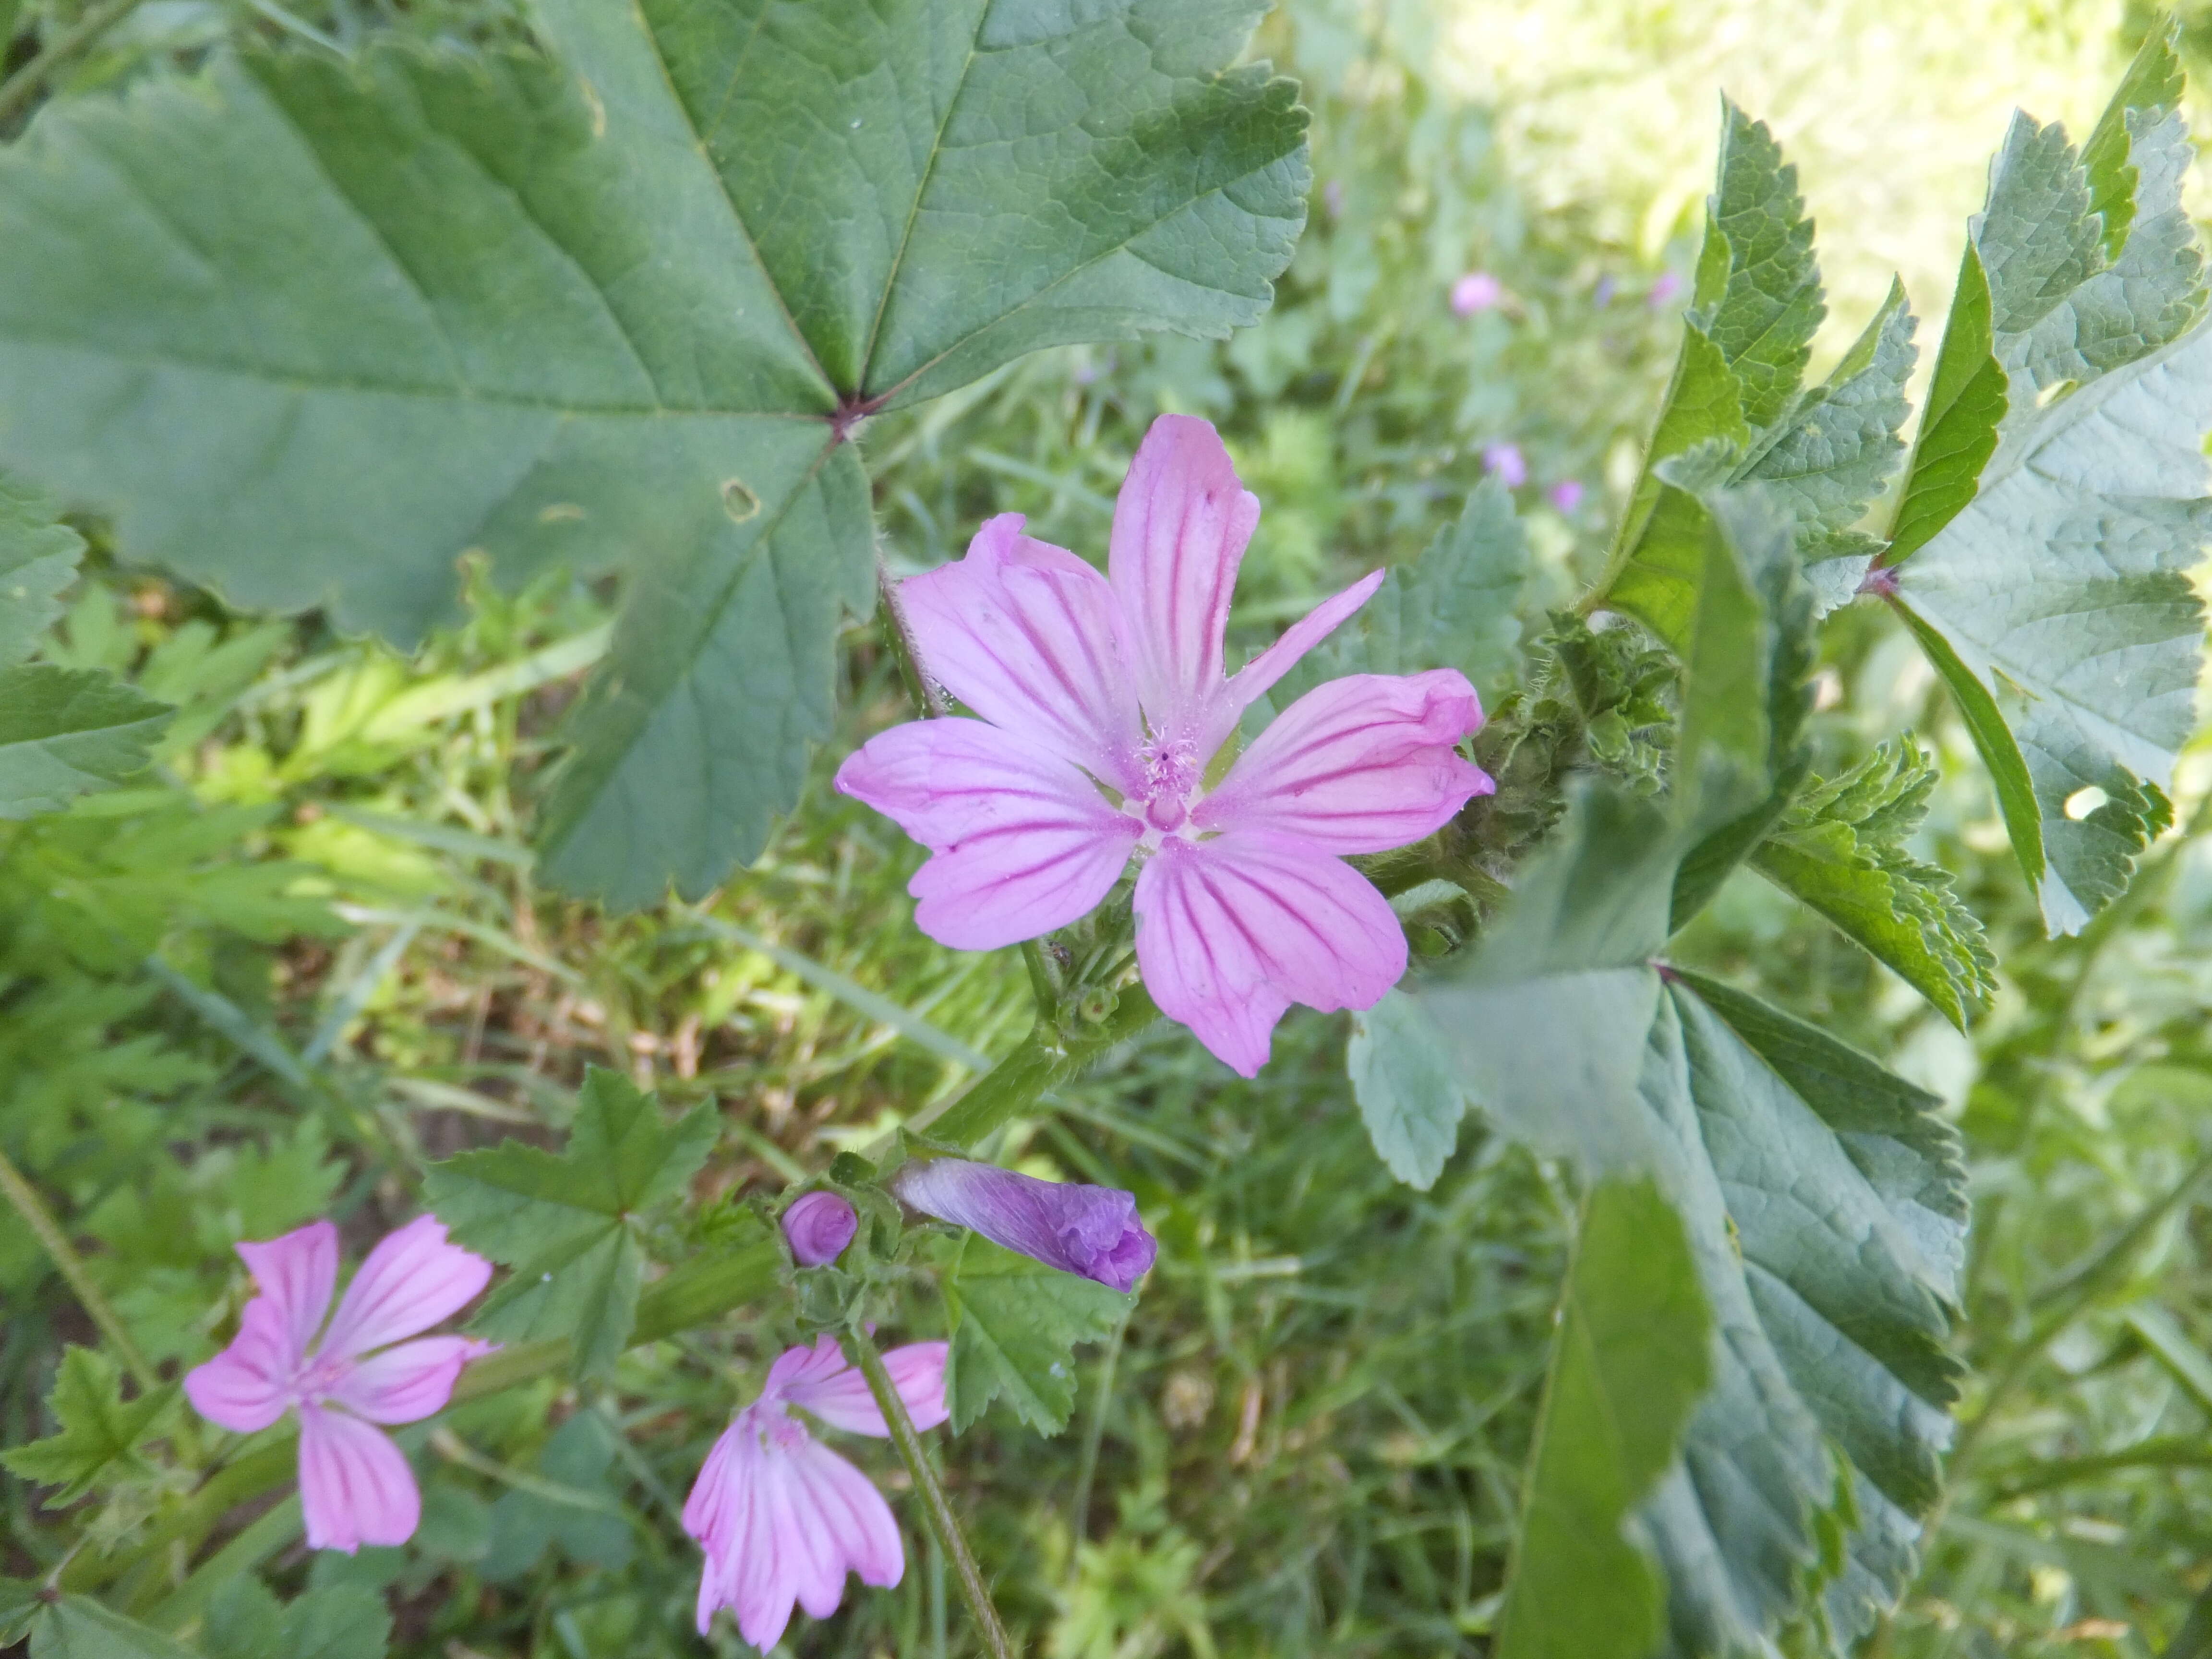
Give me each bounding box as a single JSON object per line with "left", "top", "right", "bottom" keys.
{"left": 889, "top": 1159, "right": 1156, "bottom": 1292}
{"left": 782, "top": 1191, "right": 858, "bottom": 1266}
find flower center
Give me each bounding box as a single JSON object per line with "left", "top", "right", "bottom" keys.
{"left": 1130, "top": 734, "right": 1202, "bottom": 844}
{"left": 288, "top": 1348, "right": 351, "bottom": 1407}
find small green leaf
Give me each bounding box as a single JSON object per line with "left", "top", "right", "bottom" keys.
{"left": 0, "top": 665, "right": 172, "bottom": 820}
{"left": 2080, "top": 25, "right": 2186, "bottom": 260}
{"left": 1752, "top": 739, "right": 1996, "bottom": 1028}
{"left": 482, "top": 1410, "right": 634, "bottom": 1582}
{"left": 1495, "top": 1178, "right": 1710, "bottom": 1659}
{"left": 200, "top": 1580, "right": 390, "bottom": 1659}
{"left": 0, "top": 1578, "right": 40, "bottom": 1645}
{"left": 943, "top": 1236, "right": 1130, "bottom": 1435}
{"left": 423, "top": 1067, "right": 716, "bottom": 1379}
{"left": 28, "top": 1595, "right": 201, "bottom": 1659}
{"left": 1272, "top": 476, "right": 1528, "bottom": 705}
{"left": 1346, "top": 988, "right": 1472, "bottom": 1190}
{"left": 1691, "top": 101, "right": 1825, "bottom": 430}
{"left": 0, "top": 1347, "right": 177, "bottom": 1507}
{"left": 1886, "top": 246, "right": 2006, "bottom": 564}
{"left": 0, "top": 473, "right": 83, "bottom": 669}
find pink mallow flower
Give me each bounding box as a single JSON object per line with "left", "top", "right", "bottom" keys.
{"left": 183, "top": 1216, "right": 493, "bottom": 1552}
{"left": 782, "top": 1190, "right": 859, "bottom": 1266}
{"left": 685, "top": 1335, "right": 950, "bottom": 1649}
{"left": 835, "top": 415, "right": 1492, "bottom": 1076}
{"left": 1450, "top": 271, "right": 1504, "bottom": 315}
{"left": 890, "top": 1159, "right": 1157, "bottom": 1292}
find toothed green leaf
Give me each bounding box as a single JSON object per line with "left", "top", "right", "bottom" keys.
{"left": 1751, "top": 739, "right": 1997, "bottom": 1028}
{"left": 0, "top": 666, "right": 172, "bottom": 820}
{"left": 942, "top": 1236, "right": 1130, "bottom": 1435}
{"left": 0, "top": 1348, "right": 177, "bottom": 1507}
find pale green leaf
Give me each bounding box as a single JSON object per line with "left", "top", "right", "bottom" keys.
{"left": 1886, "top": 39, "right": 2209, "bottom": 932}
{"left": 423, "top": 1068, "right": 716, "bottom": 1379}
{"left": 943, "top": 1235, "right": 1130, "bottom": 1435}
{"left": 1345, "top": 988, "right": 1472, "bottom": 1190}
{"left": 1752, "top": 739, "right": 1996, "bottom": 1028}
{"left": 1495, "top": 1178, "right": 1710, "bottom": 1659}
{"left": 1690, "top": 101, "right": 1826, "bottom": 430}
{"left": 0, "top": 1348, "right": 177, "bottom": 1507}
{"left": 482, "top": 1410, "right": 634, "bottom": 1581}
{"left": 28, "top": 1596, "right": 201, "bottom": 1659}
{"left": 0, "top": 666, "right": 172, "bottom": 820}
{"left": 0, "top": 3, "right": 1308, "bottom": 906}
{"left": 0, "top": 474, "right": 82, "bottom": 668}
{"left": 199, "top": 1580, "right": 390, "bottom": 1659}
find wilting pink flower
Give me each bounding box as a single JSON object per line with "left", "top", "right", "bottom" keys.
{"left": 685, "top": 1335, "right": 949, "bottom": 1649}
{"left": 1450, "top": 271, "right": 1503, "bottom": 315}
{"left": 782, "top": 1191, "right": 859, "bottom": 1266}
{"left": 890, "top": 1159, "right": 1156, "bottom": 1292}
{"left": 183, "top": 1216, "right": 493, "bottom": 1552}
{"left": 1549, "top": 479, "right": 1587, "bottom": 514}
{"left": 835, "top": 416, "right": 1491, "bottom": 1076}
{"left": 1482, "top": 442, "right": 1527, "bottom": 488}
{"left": 1647, "top": 271, "right": 1683, "bottom": 308}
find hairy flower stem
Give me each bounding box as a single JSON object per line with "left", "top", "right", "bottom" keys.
{"left": 0, "top": 1146, "right": 159, "bottom": 1393}
{"left": 914, "top": 984, "right": 1160, "bottom": 1151}
{"left": 853, "top": 1330, "right": 1016, "bottom": 1659}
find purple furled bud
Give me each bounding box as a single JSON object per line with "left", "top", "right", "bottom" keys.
{"left": 1548, "top": 479, "right": 1586, "bottom": 514}
{"left": 889, "top": 1159, "right": 1156, "bottom": 1292}
{"left": 1450, "top": 271, "right": 1503, "bottom": 316}
{"left": 781, "top": 1191, "right": 858, "bottom": 1266}
{"left": 1481, "top": 441, "right": 1527, "bottom": 489}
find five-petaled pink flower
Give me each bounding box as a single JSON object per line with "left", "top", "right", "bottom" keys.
{"left": 836, "top": 415, "right": 1492, "bottom": 1076}
{"left": 183, "top": 1216, "right": 494, "bottom": 1552}
{"left": 685, "top": 1335, "right": 949, "bottom": 1649}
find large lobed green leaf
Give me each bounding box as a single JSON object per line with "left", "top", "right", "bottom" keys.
{"left": 0, "top": 1348, "right": 177, "bottom": 1507}
{"left": 1406, "top": 780, "right": 1965, "bottom": 1656}
{"left": 942, "top": 1235, "right": 1130, "bottom": 1435}
{"left": 0, "top": 0, "right": 1309, "bottom": 907}
{"left": 1883, "top": 26, "right": 2212, "bottom": 934}
{"left": 423, "top": 1067, "right": 716, "bottom": 1379}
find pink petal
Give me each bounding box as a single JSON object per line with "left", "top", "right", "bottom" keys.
{"left": 182, "top": 1298, "right": 296, "bottom": 1434}
{"left": 316, "top": 1214, "right": 492, "bottom": 1362}
{"left": 776, "top": 1339, "right": 950, "bottom": 1437}
{"left": 1198, "top": 669, "right": 1492, "bottom": 853}
{"left": 234, "top": 1219, "right": 337, "bottom": 1365}
{"left": 834, "top": 719, "right": 1140, "bottom": 951}
{"left": 1107, "top": 415, "right": 1260, "bottom": 742}
{"left": 899, "top": 513, "right": 1143, "bottom": 792}
{"left": 1218, "top": 569, "right": 1385, "bottom": 723}
{"left": 296, "top": 1403, "right": 421, "bottom": 1553}
{"left": 785, "top": 1434, "right": 904, "bottom": 1591}
{"left": 682, "top": 1413, "right": 749, "bottom": 1550}
{"left": 325, "top": 1336, "right": 494, "bottom": 1425}
{"left": 1133, "top": 832, "right": 1408, "bottom": 1078}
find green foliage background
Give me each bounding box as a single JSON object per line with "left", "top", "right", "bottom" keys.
{"left": 3, "top": 0, "right": 2212, "bottom": 1656}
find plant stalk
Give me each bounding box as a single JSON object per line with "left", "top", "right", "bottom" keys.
{"left": 0, "top": 1145, "right": 159, "bottom": 1392}
{"left": 0, "top": 0, "right": 147, "bottom": 127}
{"left": 852, "top": 1328, "right": 1016, "bottom": 1659}
{"left": 916, "top": 984, "right": 1158, "bottom": 1151}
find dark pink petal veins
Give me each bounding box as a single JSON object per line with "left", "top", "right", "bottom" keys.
{"left": 296, "top": 1403, "right": 421, "bottom": 1553}
{"left": 900, "top": 513, "right": 1142, "bottom": 791}
{"left": 1199, "top": 669, "right": 1492, "bottom": 853}
{"left": 327, "top": 1335, "right": 495, "bottom": 1425}
{"left": 233, "top": 1219, "right": 338, "bottom": 1366}
{"left": 1133, "top": 832, "right": 1408, "bottom": 1077}
{"left": 1107, "top": 415, "right": 1261, "bottom": 741}
{"left": 833, "top": 719, "right": 1140, "bottom": 951}
{"left": 182, "top": 1298, "right": 297, "bottom": 1434}
{"left": 317, "top": 1214, "right": 493, "bottom": 1362}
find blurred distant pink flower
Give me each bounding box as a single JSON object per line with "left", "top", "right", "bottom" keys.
{"left": 1322, "top": 179, "right": 1345, "bottom": 218}
{"left": 835, "top": 416, "right": 1491, "bottom": 1077}
{"left": 1549, "top": 479, "right": 1587, "bottom": 514}
{"left": 685, "top": 1335, "right": 948, "bottom": 1650}
{"left": 1482, "top": 442, "right": 1527, "bottom": 488}
{"left": 184, "top": 1216, "right": 493, "bottom": 1553}
{"left": 1647, "top": 271, "right": 1683, "bottom": 308}
{"left": 1450, "top": 271, "right": 1503, "bottom": 315}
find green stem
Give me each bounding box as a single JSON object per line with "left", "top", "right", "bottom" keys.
{"left": 917, "top": 986, "right": 1158, "bottom": 1151}
{"left": 1067, "top": 1308, "right": 1128, "bottom": 1551}
{"left": 0, "top": 0, "right": 145, "bottom": 127}
{"left": 0, "top": 1145, "right": 158, "bottom": 1392}
{"left": 64, "top": 1238, "right": 783, "bottom": 1593}
{"left": 852, "top": 1329, "right": 1015, "bottom": 1659}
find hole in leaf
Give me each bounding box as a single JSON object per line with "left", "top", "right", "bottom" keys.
{"left": 2037, "top": 377, "right": 2079, "bottom": 409}
{"left": 2064, "top": 785, "right": 2109, "bottom": 820}
{"left": 721, "top": 479, "right": 761, "bottom": 523}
